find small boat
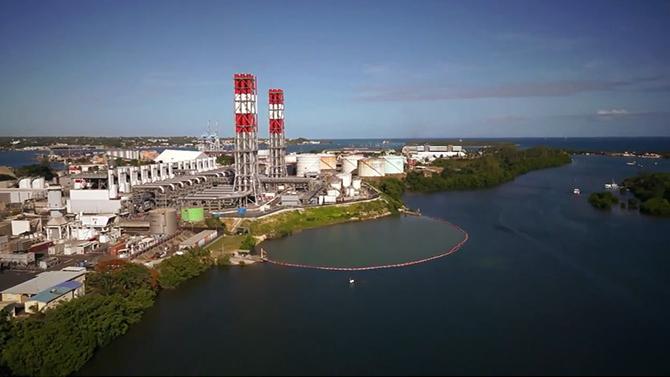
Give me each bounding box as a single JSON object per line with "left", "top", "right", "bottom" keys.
{"left": 349, "top": 278, "right": 355, "bottom": 284}
{"left": 573, "top": 188, "right": 581, "bottom": 195}
{"left": 626, "top": 161, "right": 636, "bottom": 166}
{"left": 604, "top": 180, "right": 620, "bottom": 190}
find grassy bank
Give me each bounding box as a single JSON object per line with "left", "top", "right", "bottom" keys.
{"left": 244, "top": 198, "right": 394, "bottom": 240}
{"left": 405, "top": 146, "right": 571, "bottom": 192}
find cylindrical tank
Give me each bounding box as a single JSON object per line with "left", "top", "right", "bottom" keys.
{"left": 358, "top": 158, "right": 385, "bottom": 177}
{"left": 31, "top": 177, "right": 46, "bottom": 189}
{"left": 347, "top": 187, "right": 356, "bottom": 197}
{"left": 296, "top": 154, "right": 321, "bottom": 177}
{"left": 341, "top": 155, "right": 364, "bottom": 174}
{"left": 352, "top": 178, "right": 362, "bottom": 190}
{"left": 382, "top": 155, "right": 405, "bottom": 175}
{"left": 150, "top": 208, "right": 178, "bottom": 235}
{"left": 336, "top": 173, "right": 352, "bottom": 188}
{"left": 285, "top": 153, "right": 298, "bottom": 164}
{"left": 319, "top": 154, "right": 337, "bottom": 171}
{"left": 19, "top": 178, "right": 32, "bottom": 189}
{"left": 180, "top": 207, "right": 205, "bottom": 223}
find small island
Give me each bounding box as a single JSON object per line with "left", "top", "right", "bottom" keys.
{"left": 588, "top": 173, "right": 670, "bottom": 217}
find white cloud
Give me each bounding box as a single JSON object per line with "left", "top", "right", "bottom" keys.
{"left": 596, "top": 109, "right": 629, "bottom": 116}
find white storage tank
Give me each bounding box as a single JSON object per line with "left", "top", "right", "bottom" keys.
{"left": 330, "top": 179, "right": 342, "bottom": 190}
{"left": 358, "top": 158, "right": 385, "bottom": 177}
{"left": 320, "top": 154, "right": 338, "bottom": 171}
{"left": 341, "top": 155, "right": 364, "bottom": 174}
{"left": 336, "top": 172, "right": 352, "bottom": 188}
{"left": 31, "top": 177, "right": 46, "bottom": 189}
{"left": 352, "top": 178, "right": 362, "bottom": 190}
{"left": 346, "top": 187, "right": 356, "bottom": 197}
{"left": 19, "top": 178, "right": 32, "bottom": 189}
{"left": 382, "top": 155, "right": 405, "bottom": 175}
{"left": 285, "top": 153, "right": 298, "bottom": 164}
{"left": 296, "top": 154, "right": 322, "bottom": 177}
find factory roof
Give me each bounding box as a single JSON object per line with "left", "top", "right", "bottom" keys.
{"left": 1, "top": 270, "right": 86, "bottom": 296}
{"left": 154, "top": 149, "right": 207, "bottom": 163}
{"left": 180, "top": 230, "right": 217, "bottom": 248}
{"left": 28, "top": 280, "right": 82, "bottom": 304}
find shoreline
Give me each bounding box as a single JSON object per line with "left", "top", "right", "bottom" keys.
{"left": 261, "top": 215, "right": 469, "bottom": 271}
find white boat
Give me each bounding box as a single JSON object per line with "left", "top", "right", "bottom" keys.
{"left": 626, "top": 161, "right": 636, "bottom": 166}
{"left": 349, "top": 278, "right": 355, "bottom": 284}
{"left": 573, "top": 188, "right": 581, "bottom": 195}
{"left": 604, "top": 180, "right": 620, "bottom": 190}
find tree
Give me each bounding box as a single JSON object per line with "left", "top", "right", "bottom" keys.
{"left": 216, "top": 155, "right": 234, "bottom": 165}
{"left": 588, "top": 192, "right": 619, "bottom": 210}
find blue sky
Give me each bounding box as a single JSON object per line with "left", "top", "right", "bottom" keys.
{"left": 1, "top": 0, "right": 669, "bottom": 138}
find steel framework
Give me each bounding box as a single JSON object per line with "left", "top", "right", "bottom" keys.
{"left": 268, "top": 88, "right": 287, "bottom": 178}
{"left": 233, "top": 73, "right": 260, "bottom": 202}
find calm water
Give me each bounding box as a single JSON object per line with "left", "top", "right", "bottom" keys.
{"left": 263, "top": 216, "right": 465, "bottom": 268}
{"left": 82, "top": 155, "right": 670, "bottom": 376}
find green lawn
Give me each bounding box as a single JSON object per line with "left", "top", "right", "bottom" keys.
{"left": 206, "top": 235, "right": 246, "bottom": 253}
{"left": 245, "top": 199, "right": 392, "bottom": 239}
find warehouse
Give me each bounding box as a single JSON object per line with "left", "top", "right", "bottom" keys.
{"left": 178, "top": 229, "right": 218, "bottom": 250}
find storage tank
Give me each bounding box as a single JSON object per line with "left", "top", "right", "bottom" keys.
{"left": 358, "top": 158, "right": 385, "bottom": 177}
{"left": 31, "top": 177, "right": 46, "bottom": 189}
{"left": 285, "top": 153, "right": 298, "bottom": 164}
{"left": 382, "top": 155, "right": 405, "bottom": 175}
{"left": 336, "top": 173, "right": 352, "bottom": 188}
{"left": 352, "top": 178, "right": 362, "bottom": 190}
{"left": 19, "top": 178, "right": 32, "bottom": 189}
{"left": 180, "top": 207, "right": 205, "bottom": 223}
{"left": 319, "top": 154, "right": 338, "bottom": 171}
{"left": 330, "top": 179, "right": 342, "bottom": 190}
{"left": 149, "top": 208, "right": 178, "bottom": 235}
{"left": 296, "top": 154, "right": 321, "bottom": 177}
{"left": 341, "top": 155, "right": 364, "bottom": 174}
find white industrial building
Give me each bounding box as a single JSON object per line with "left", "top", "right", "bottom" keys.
{"left": 153, "top": 149, "right": 208, "bottom": 164}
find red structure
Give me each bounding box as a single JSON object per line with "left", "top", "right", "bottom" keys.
{"left": 268, "top": 89, "right": 286, "bottom": 177}
{"left": 233, "top": 73, "right": 259, "bottom": 197}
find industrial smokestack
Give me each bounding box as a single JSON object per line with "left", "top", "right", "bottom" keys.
{"left": 233, "top": 73, "right": 260, "bottom": 198}
{"left": 268, "top": 88, "right": 287, "bottom": 178}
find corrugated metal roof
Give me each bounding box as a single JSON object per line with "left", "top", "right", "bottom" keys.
{"left": 1, "top": 271, "right": 86, "bottom": 295}
{"left": 29, "top": 280, "right": 82, "bottom": 303}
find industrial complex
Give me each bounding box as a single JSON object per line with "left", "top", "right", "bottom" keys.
{"left": 0, "top": 72, "right": 469, "bottom": 317}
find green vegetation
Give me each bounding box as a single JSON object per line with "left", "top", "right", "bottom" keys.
{"left": 240, "top": 235, "right": 257, "bottom": 250}
{"left": 113, "top": 158, "right": 151, "bottom": 167}
{"left": 216, "top": 155, "right": 234, "bottom": 165}
{"left": 371, "top": 178, "right": 405, "bottom": 211}
{"left": 156, "top": 247, "right": 212, "bottom": 289}
{"left": 14, "top": 161, "right": 55, "bottom": 181}
{"left": 622, "top": 173, "right": 670, "bottom": 217}
{"left": 0, "top": 261, "right": 157, "bottom": 377}
{"left": 0, "top": 174, "right": 15, "bottom": 181}
{"left": 246, "top": 199, "right": 393, "bottom": 239}
{"left": 588, "top": 192, "right": 620, "bottom": 210}
{"left": 207, "top": 234, "right": 245, "bottom": 253}
{"left": 405, "top": 146, "right": 571, "bottom": 192}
